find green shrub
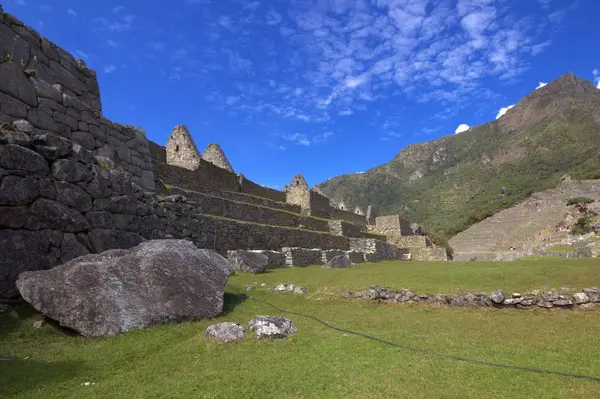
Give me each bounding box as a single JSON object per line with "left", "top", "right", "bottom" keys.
{"left": 571, "top": 217, "right": 593, "bottom": 235}
{"left": 566, "top": 197, "right": 595, "bottom": 206}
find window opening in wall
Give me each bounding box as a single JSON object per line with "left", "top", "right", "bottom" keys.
{"left": 175, "top": 145, "right": 180, "bottom": 152}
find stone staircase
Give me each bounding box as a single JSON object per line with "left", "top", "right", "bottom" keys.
{"left": 450, "top": 181, "right": 600, "bottom": 260}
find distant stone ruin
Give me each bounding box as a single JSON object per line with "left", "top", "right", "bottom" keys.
{"left": 166, "top": 125, "right": 202, "bottom": 171}
{"left": 0, "top": 7, "right": 445, "bottom": 300}
{"left": 202, "top": 143, "right": 234, "bottom": 172}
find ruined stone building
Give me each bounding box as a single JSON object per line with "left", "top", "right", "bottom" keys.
{"left": 0, "top": 7, "right": 445, "bottom": 300}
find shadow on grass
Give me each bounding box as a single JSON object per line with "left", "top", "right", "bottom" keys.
{"left": 221, "top": 292, "right": 248, "bottom": 316}
{"left": 0, "top": 359, "right": 87, "bottom": 397}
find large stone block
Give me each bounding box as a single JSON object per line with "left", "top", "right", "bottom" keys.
{"left": 0, "top": 175, "right": 39, "bottom": 205}
{"left": 0, "top": 144, "right": 49, "bottom": 174}
{"left": 87, "top": 229, "right": 144, "bottom": 253}
{"left": 0, "top": 229, "right": 61, "bottom": 299}
{"left": 16, "top": 240, "right": 230, "bottom": 337}
{"left": 29, "top": 198, "right": 90, "bottom": 232}
{"left": 0, "top": 63, "right": 37, "bottom": 106}
{"left": 51, "top": 159, "right": 90, "bottom": 182}
{"left": 55, "top": 181, "right": 93, "bottom": 212}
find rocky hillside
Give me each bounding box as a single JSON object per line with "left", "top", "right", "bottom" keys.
{"left": 316, "top": 73, "right": 600, "bottom": 243}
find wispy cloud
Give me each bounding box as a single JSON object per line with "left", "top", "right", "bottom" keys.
{"left": 67, "top": 8, "right": 77, "bottom": 17}
{"left": 104, "top": 64, "right": 116, "bottom": 74}
{"left": 594, "top": 69, "right": 600, "bottom": 89}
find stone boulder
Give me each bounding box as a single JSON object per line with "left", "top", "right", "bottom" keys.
{"left": 490, "top": 290, "right": 505, "bottom": 304}
{"left": 247, "top": 316, "right": 297, "bottom": 339}
{"left": 227, "top": 250, "right": 268, "bottom": 274}
{"left": 16, "top": 240, "right": 231, "bottom": 338}
{"left": 205, "top": 322, "right": 245, "bottom": 343}
{"left": 324, "top": 255, "right": 352, "bottom": 269}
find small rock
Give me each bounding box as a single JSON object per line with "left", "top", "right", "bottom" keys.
{"left": 503, "top": 298, "right": 523, "bottom": 305}
{"left": 490, "top": 290, "right": 505, "bottom": 304}
{"left": 512, "top": 293, "right": 522, "bottom": 298}
{"left": 583, "top": 287, "right": 599, "bottom": 295}
{"left": 247, "top": 316, "right": 297, "bottom": 339}
{"left": 293, "top": 286, "right": 307, "bottom": 295}
{"left": 343, "top": 292, "right": 353, "bottom": 298}
{"left": 541, "top": 291, "right": 559, "bottom": 301}
{"left": 324, "top": 255, "right": 352, "bottom": 269}
{"left": 244, "top": 285, "right": 253, "bottom": 292}
{"left": 274, "top": 284, "right": 287, "bottom": 292}
{"left": 572, "top": 293, "right": 589, "bottom": 304}
{"left": 205, "top": 322, "right": 245, "bottom": 343}
{"left": 32, "top": 319, "right": 45, "bottom": 329}
{"left": 553, "top": 299, "right": 572, "bottom": 307}
{"left": 537, "top": 301, "right": 554, "bottom": 308}
{"left": 286, "top": 284, "right": 295, "bottom": 292}
{"left": 260, "top": 283, "right": 266, "bottom": 287}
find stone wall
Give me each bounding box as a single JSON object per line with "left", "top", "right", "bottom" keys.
{"left": 329, "top": 206, "right": 368, "bottom": 224}
{"left": 202, "top": 143, "right": 234, "bottom": 172}
{"left": 152, "top": 142, "right": 286, "bottom": 203}
{"left": 346, "top": 250, "right": 366, "bottom": 263}
{"left": 0, "top": 9, "right": 154, "bottom": 191}
{"left": 321, "top": 249, "right": 347, "bottom": 263}
{"left": 349, "top": 238, "right": 408, "bottom": 261}
{"left": 372, "top": 215, "right": 413, "bottom": 236}
{"left": 327, "top": 220, "right": 363, "bottom": 237}
{"left": 283, "top": 247, "right": 322, "bottom": 267}
{"left": 252, "top": 250, "right": 286, "bottom": 269}
{"left": 410, "top": 247, "right": 448, "bottom": 261}
{"left": 1, "top": 9, "right": 101, "bottom": 112}
{"left": 390, "top": 235, "right": 432, "bottom": 248}
{"left": 177, "top": 193, "right": 330, "bottom": 232}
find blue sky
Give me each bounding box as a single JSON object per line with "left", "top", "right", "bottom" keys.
{"left": 4, "top": 0, "right": 599, "bottom": 189}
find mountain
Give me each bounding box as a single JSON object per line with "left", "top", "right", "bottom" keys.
{"left": 316, "top": 73, "right": 600, "bottom": 244}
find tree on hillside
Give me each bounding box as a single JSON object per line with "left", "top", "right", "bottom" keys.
{"left": 567, "top": 197, "right": 597, "bottom": 235}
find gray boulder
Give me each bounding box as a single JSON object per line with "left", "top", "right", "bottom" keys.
{"left": 490, "top": 290, "right": 505, "bottom": 304}
{"left": 573, "top": 292, "right": 589, "bottom": 304}
{"left": 205, "top": 322, "right": 245, "bottom": 343}
{"left": 247, "top": 316, "right": 298, "bottom": 339}
{"left": 324, "top": 255, "right": 352, "bottom": 269}
{"left": 16, "top": 240, "right": 231, "bottom": 337}
{"left": 227, "top": 250, "right": 268, "bottom": 274}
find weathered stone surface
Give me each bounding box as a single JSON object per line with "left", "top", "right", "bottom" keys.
{"left": 0, "top": 229, "right": 61, "bottom": 299}
{"left": 51, "top": 159, "right": 90, "bottom": 182}
{"left": 87, "top": 229, "right": 144, "bottom": 253}
{"left": 55, "top": 181, "right": 92, "bottom": 212}
{"left": 29, "top": 198, "right": 89, "bottom": 232}
{"left": 572, "top": 292, "right": 590, "bottom": 304}
{"left": 60, "top": 232, "right": 90, "bottom": 263}
{"left": 0, "top": 63, "right": 38, "bottom": 107}
{"left": 71, "top": 131, "right": 96, "bottom": 151}
{"left": 27, "top": 109, "right": 58, "bottom": 132}
{"left": 0, "top": 128, "right": 32, "bottom": 146}
{"left": 0, "top": 205, "right": 28, "bottom": 228}
{"left": 13, "top": 119, "right": 34, "bottom": 133}
{"left": 205, "top": 322, "right": 245, "bottom": 343}
{"left": 30, "top": 77, "right": 63, "bottom": 103}
{"left": 227, "top": 250, "right": 268, "bottom": 274}
{"left": 33, "top": 132, "right": 72, "bottom": 160}
{"left": 325, "top": 255, "right": 352, "bottom": 268}
{"left": 553, "top": 299, "right": 573, "bottom": 307}
{"left": 17, "top": 240, "right": 230, "bottom": 337}
{"left": 247, "top": 316, "right": 298, "bottom": 339}
{"left": 0, "top": 144, "right": 49, "bottom": 174}
{"left": 490, "top": 290, "right": 505, "bottom": 304}
{"left": 0, "top": 175, "right": 39, "bottom": 205}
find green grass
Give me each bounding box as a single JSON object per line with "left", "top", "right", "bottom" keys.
{"left": 2, "top": 258, "right": 600, "bottom": 398}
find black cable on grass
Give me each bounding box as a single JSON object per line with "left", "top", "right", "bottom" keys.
{"left": 230, "top": 285, "right": 600, "bottom": 383}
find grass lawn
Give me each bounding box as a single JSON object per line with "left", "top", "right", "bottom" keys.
{"left": 2, "top": 258, "right": 600, "bottom": 398}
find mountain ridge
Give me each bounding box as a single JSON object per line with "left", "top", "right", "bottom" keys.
{"left": 316, "top": 72, "right": 600, "bottom": 244}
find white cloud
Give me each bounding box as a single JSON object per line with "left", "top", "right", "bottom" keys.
{"left": 496, "top": 104, "right": 515, "bottom": 120}
{"left": 67, "top": 9, "right": 77, "bottom": 17}
{"left": 113, "top": 6, "right": 125, "bottom": 13}
{"left": 313, "top": 131, "right": 334, "bottom": 144}
{"left": 266, "top": 8, "right": 282, "bottom": 26}
{"left": 339, "top": 109, "right": 354, "bottom": 116}
{"left": 281, "top": 133, "right": 311, "bottom": 146}
{"left": 16, "top": 0, "right": 25, "bottom": 5}
{"left": 536, "top": 81, "right": 547, "bottom": 90}
{"left": 278, "top": 146, "right": 286, "bottom": 151}
{"left": 455, "top": 124, "right": 470, "bottom": 134}
{"left": 106, "top": 40, "right": 118, "bottom": 48}
{"left": 593, "top": 69, "right": 600, "bottom": 89}
{"left": 104, "top": 64, "right": 116, "bottom": 74}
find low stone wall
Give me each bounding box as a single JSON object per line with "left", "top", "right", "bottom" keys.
{"left": 349, "top": 238, "right": 406, "bottom": 261}
{"left": 372, "top": 215, "right": 413, "bottom": 236}
{"left": 327, "top": 220, "right": 363, "bottom": 237}
{"left": 282, "top": 247, "right": 322, "bottom": 267}
{"left": 160, "top": 181, "right": 301, "bottom": 214}
{"left": 349, "top": 286, "right": 600, "bottom": 310}
{"left": 252, "top": 250, "right": 286, "bottom": 269}
{"left": 390, "top": 235, "right": 432, "bottom": 249}
{"left": 329, "top": 206, "right": 368, "bottom": 225}
{"left": 321, "top": 249, "right": 346, "bottom": 263}
{"left": 410, "top": 247, "right": 448, "bottom": 261}
{"left": 152, "top": 142, "right": 287, "bottom": 203}
{"left": 240, "top": 176, "right": 286, "bottom": 203}
{"left": 174, "top": 192, "right": 329, "bottom": 232}
{"left": 346, "top": 251, "right": 366, "bottom": 263}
